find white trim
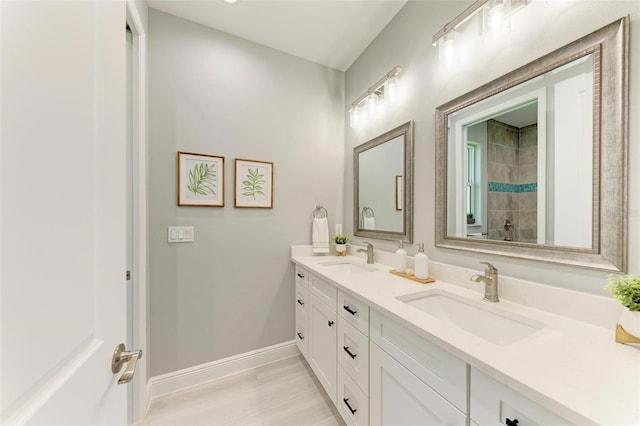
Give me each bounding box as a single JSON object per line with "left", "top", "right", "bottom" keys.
{"left": 125, "top": 1, "right": 148, "bottom": 423}
{"left": 148, "top": 341, "right": 299, "bottom": 400}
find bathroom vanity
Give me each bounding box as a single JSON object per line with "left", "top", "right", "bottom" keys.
{"left": 291, "top": 246, "right": 639, "bottom": 425}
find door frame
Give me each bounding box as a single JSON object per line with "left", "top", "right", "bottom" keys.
{"left": 125, "top": 1, "right": 148, "bottom": 422}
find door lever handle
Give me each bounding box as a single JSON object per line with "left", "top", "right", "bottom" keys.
{"left": 112, "top": 343, "right": 143, "bottom": 385}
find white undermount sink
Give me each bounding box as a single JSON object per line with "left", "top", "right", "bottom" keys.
{"left": 318, "top": 260, "right": 378, "bottom": 274}
{"left": 398, "top": 289, "right": 545, "bottom": 346}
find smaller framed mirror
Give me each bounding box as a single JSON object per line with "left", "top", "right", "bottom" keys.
{"left": 354, "top": 121, "right": 414, "bottom": 242}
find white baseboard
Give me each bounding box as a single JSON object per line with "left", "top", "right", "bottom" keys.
{"left": 148, "top": 340, "right": 298, "bottom": 400}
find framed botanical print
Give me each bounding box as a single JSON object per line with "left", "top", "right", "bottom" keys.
{"left": 234, "top": 158, "right": 273, "bottom": 208}
{"left": 177, "top": 151, "right": 224, "bottom": 207}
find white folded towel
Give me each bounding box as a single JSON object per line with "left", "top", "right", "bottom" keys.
{"left": 312, "top": 217, "right": 330, "bottom": 254}
{"left": 363, "top": 217, "right": 376, "bottom": 230}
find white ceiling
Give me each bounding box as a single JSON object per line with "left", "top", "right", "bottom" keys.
{"left": 494, "top": 102, "right": 538, "bottom": 128}
{"left": 146, "top": 0, "right": 408, "bottom": 72}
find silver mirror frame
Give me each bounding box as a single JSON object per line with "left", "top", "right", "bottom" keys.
{"left": 435, "top": 17, "right": 629, "bottom": 272}
{"left": 354, "top": 121, "right": 414, "bottom": 242}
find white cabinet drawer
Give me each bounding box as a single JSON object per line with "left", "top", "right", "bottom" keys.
{"left": 310, "top": 274, "right": 337, "bottom": 309}
{"left": 370, "top": 309, "right": 467, "bottom": 413}
{"left": 470, "top": 367, "right": 571, "bottom": 425}
{"left": 337, "top": 366, "right": 369, "bottom": 426}
{"left": 295, "top": 265, "right": 309, "bottom": 288}
{"left": 337, "top": 317, "right": 369, "bottom": 395}
{"left": 295, "top": 281, "right": 308, "bottom": 314}
{"left": 338, "top": 290, "right": 369, "bottom": 336}
{"left": 295, "top": 307, "right": 308, "bottom": 359}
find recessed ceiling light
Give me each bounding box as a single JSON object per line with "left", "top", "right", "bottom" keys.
{"left": 223, "top": 0, "right": 238, "bottom": 3}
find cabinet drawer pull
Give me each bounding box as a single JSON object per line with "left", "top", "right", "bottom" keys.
{"left": 297, "top": 273, "right": 305, "bottom": 278}
{"left": 296, "top": 332, "right": 304, "bottom": 340}
{"left": 343, "top": 305, "right": 357, "bottom": 316}
{"left": 505, "top": 419, "right": 519, "bottom": 426}
{"left": 328, "top": 320, "right": 334, "bottom": 327}
{"left": 343, "top": 398, "right": 357, "bottom": 415}
{"left": 297, "top": 299, "right": 304, "bottom": 306}
{"left": 343, "top": 346, "right": 357, "bottom": 359}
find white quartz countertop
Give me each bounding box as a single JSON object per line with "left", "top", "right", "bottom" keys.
{"left": 291, "top": 249, "right": 640, "bottom": 425}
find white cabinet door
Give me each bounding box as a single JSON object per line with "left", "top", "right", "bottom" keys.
{"left": 308, "top": 295, "right": 337, "bottom": 403}
{"left": 1, "top": 1, "right": 128, "bottom": 424}
{"left": 370, "top": 343, "right": 467, "bottom": 426}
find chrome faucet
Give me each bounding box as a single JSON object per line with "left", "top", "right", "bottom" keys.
{"left": 470, "top": 261, "right": 499, "bottom": 302}
{"left": 356, "top": 241, "right": 375, "bottom": 264}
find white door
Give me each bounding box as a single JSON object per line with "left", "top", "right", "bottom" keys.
{"left": 369, "top": 343, "right": 467, "bottom": 425}
{"left": 1, "top": 1, "right": 130, "bottom": 424}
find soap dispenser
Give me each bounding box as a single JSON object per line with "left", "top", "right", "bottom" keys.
{"left": 394, "top": 240, "right": 408, "bottom": 273}
{"left": 414, "top": 243, "right": 429, "bottom": 280}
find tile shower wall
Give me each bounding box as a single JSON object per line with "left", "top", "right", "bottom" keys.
{"left": 487, "top": 120, "right": 538, "bottom": 242}
{"left": 518, "top": 124, "right": 538, "bottom": 243}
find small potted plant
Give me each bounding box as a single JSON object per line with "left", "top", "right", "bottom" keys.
{"left": 606, "top": 274, "right": 640, "bottom": 344}
{"left": 467, "top": 213, "right": 475, "bottom": 225}
{"left": 333, "top": 234, "right": 349, "bottom": 256}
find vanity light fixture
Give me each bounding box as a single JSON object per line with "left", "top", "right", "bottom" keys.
{"left": 348, "top": 66, "right": 402, "bottom": 129}
{"left": 432, "top": 0, "right": 527, "bottom": 64}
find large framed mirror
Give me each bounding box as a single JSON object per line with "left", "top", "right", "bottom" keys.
{"left": 435, "top": 17, "right": 628, "bottom": 272}
{"left": 355, "top": 121, "right": 414, "bottom": 242}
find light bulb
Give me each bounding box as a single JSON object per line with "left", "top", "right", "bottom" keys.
{"left": 365, "top": 92, "right": 379, "bottom": 119}
{"left": 444, "top": 39, "right": 456, "bottom": 62}
{"left": 349, "top": 106, "right": 361, "bottom": 129}
{"left": 484, "top": 0, "right": 511, "bottom": 36}
{"left": 386, "top": 75, "right": 400, "bottom": 105}
{"left": 438, "top": 30, "right": 459, "bottom": 70}
{"left": 489, "top": 2, "right": 504, "bottom": 30}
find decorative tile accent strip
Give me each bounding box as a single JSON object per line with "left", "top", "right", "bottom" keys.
{"left": 488, "top": 182, "right": 537, "bottom": 193}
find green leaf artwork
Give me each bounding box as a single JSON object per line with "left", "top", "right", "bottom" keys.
{"left": 242, "top": 168, "right": 266, "bottom": 200}
{"left": 187, "top": 162, "right": 217, "bottom": 196}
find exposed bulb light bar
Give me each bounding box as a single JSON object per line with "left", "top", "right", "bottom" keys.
{"left": 432, "top": 0, "right": 527, "bottom": 60}
{"left": 349, "top": 66, "right": 402, "bottom": 129}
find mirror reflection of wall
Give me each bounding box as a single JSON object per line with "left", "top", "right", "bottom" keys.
{"left": 354, "top": 120, "right": 414, "bottom": 242}
{"left": 358, "top": 134, "right": 404, "bottom": 232}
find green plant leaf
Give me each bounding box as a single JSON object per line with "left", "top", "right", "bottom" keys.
{"left": 242, "top": 167, "right": 267, "bottom": 200}
{"left": 187, "top": 162, "right": 217, "bottom": 196}
{"left": 606, "top": 274, "right": 640, "bottom": 311}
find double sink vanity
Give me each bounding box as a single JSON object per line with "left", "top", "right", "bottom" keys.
{"left": 291, "top": 245, "right": 639, "bottom": 425}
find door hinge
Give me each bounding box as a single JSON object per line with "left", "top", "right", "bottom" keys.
{"left": 126, "top": 270, "right": 131, "bottom": 281}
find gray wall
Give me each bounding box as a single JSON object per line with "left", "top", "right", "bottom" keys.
{"left": 345, "top": 1, "right": 640, "bottom": 295}
{"left": 148, "top": 10, "right": 344, "bottom": 376}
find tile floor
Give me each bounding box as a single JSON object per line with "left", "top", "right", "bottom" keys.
{"left": 138, "top": 355, "right": 344, "bottom": 426}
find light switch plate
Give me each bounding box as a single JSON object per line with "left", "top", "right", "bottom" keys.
{"left": 168, "top": 226, "right": 194, "bottom": 243}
